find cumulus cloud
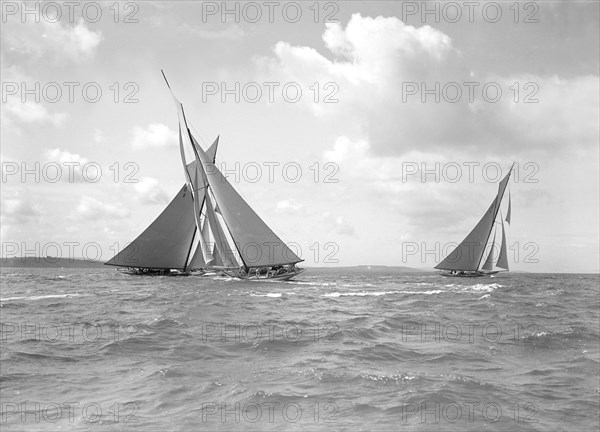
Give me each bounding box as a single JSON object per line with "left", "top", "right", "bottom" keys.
{"left": 322, "top": 212, "right": 355, "bottom": 236}
{"left": 131, "top": 123, "right": 178, "bottom": 150}
{"left": 1, "top": 192, "right": 42, "bottom": 224}
{"left": 257, "top": 13, "right": 599, "bottom": 156}
{"left": 3, "top": 19, "right": 102, "bottom": 62}
{"left": 2, "top": 99, "right": 67, "bottom": 127}
{"left": 180, "top": 23, "right": 245, "bottom": 40}
{"left": 43, "top": 148, "right": 89, "bottom": 182}
{"left": 275, "top": 198, "right": 304, "bottom": 213}
{"left": 72, "top": 196, "right": 130, "bottom": 221}
{"left": 133, "top": 177, "right": 169, "bottom": 205}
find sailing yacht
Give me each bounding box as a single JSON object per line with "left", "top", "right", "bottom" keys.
{"left": 106, "top": 72, "right": 305, "bottom": 281}
{"left": 435, "top": 163, "right": 514, "bottom": 277}
{"left": 164, "top": 72, "right": 305, "bottom": 281}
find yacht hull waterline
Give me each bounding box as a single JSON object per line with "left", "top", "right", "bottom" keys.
{"left": 439, "top": 270, "right": 499, "bottom": 278}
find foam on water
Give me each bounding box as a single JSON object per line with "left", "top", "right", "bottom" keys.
{"left": 0, "top": 293, "right": 85, "bottom": 302}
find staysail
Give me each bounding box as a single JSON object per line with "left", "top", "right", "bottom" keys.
{"left": 435, "top": 164, "right": 514, "bottom": 272}
{"left": 496, "top": 217, "right": 509, "bottom": 270}
{"left": 505, "top": 192, "right": 512, "bottom": 224}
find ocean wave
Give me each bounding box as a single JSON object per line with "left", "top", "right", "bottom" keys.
{"left": 0, "top": 293, "right": 85, "bottom": 302}
{"left": 322, "top": 289, "right": 444, "bottom": 297}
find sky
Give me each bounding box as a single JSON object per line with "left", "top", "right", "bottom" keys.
{"left": 1, "top": 1, "right": 598, "bottom": 273}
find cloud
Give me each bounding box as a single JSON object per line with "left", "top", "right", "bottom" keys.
{"left": 0, "top": 192, "right": 42, "bottom": 224}
{"left": 322, "top": 212, "right": 355, "bottom": 236}
{"left": 72, "top": 196, "right": 130, "bottom": 221}
{"left": 93, "top": 129, "right": 104, "bottom": 144}
{"left": 131, "top": 123, "right": 178, "bottom": 150}
{"left": 257, "top": 13, "right": 599, "bottom": 156}
{"left": 180, "top": 23, "right": 245, "bottom": 40}
{"left": 2, "top": 99, "right": 67, "bottom": 127}
{"left": 3, "top": 19, "right": 102, "bottom": 62}
{"left": 133, "top": 177, "right": 169, "bottom": 205}
{"left": 43, "top": 148, "right": 89, "bottom": 182}
{"left": 275, "top": 199, "right": 304, "bottom": 213}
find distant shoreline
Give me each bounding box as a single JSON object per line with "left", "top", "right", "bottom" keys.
{"left": 1, "top": 258, "right": 596, "bottom": 274}
{"left": 0, "top": 258, "right": 424, "bottom": 271}
{"left": 0, "top": 257, "right": 106, "bottom": 268}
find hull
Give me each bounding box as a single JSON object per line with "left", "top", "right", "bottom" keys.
{"left": 117, "top": 267, "right": 190, "bottom": 276}
{"left": 439, "top": 270, "right": 499, "bottom": 278}
{"left": 222, "top": 268, "right": 305, "bottom": 281}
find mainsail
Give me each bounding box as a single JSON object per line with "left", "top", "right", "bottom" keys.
{"left": 194, "top": 142, "right": 303, "bottom": 268}
{"left": 435, "top": 164, "right": 514, "bottom": 273}
{"left": 105, "top": 184, "right": 196, "bottom": 270}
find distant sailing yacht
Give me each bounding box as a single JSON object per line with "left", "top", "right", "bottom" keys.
{"left": 435, "top": 163, "right": 514, "bottom": 277}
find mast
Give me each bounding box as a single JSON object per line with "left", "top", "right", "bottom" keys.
{"left": 183, "top": 225, "right": 197, "bottom": 272}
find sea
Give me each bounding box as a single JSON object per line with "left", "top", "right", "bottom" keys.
{"left": 1, "top": 267, "right": 598, "bottom": 431}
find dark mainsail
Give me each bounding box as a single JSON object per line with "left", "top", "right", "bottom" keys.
{"left": 104, "top": 185, "right": 195, "bottom": 270}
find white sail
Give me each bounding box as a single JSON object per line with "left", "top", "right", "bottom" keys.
{"left": 187, "top": 227, "right": 206, "bottom": 269}
{"left": 496, "top": 217, "right": 509, "bottom": 270}
{"left": 481, "top": 228, "right": 497, "bottom": 271}
{"left": 185, "top": 141, "right": 219, "bottom": 270}
{"left": 203, "top": 191, "right": 240, "bottom": 268}
{"left": 435, "top": 164, "right": 514, "bottom": 272}
{"left": 200, "top": 216, "right": 215, "bottom": 264}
